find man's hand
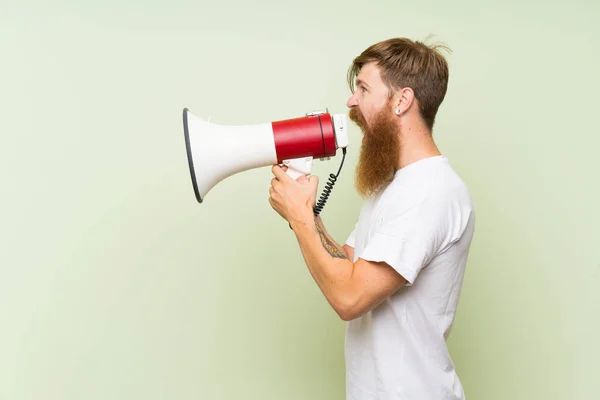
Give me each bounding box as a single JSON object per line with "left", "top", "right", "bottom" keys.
{"left": 269, "top": 165, "right": 318, "bottom": 226}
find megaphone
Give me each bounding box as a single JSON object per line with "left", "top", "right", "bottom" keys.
{"left": 182, "top": 108, "right": 349, "bottom": 215}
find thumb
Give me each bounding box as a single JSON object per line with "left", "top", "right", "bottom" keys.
{"left": 308, "top": 175, "right": 319, "bottom": 188}
{"left": 296, "top": 175, "right": 309, "bottom": 184}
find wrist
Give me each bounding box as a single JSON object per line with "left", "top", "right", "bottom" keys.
{"left": 289, "top": 209, "right": 316, "bottom": 232}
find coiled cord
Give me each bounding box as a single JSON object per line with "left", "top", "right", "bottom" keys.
{"left": 313, "top": 147, "right": 347, "bottom": 216}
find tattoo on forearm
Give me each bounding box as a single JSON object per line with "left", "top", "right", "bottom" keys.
{"left": 315, "top": 218, "right": 349, "bottom": 259}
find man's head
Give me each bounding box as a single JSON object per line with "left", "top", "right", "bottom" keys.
{"left": 346, "top": 37, "right": 450, "bottom": 198}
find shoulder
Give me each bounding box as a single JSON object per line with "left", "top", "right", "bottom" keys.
{"left": 376, "top": 158, "right": 473, "bottom": 233}
{"left": 388, "top": 157, "right": 471, "bottom": 208}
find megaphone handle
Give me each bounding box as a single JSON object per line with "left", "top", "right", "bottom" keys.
{"left": 282, "top": 157, "right": 313, "bottom": 231}
{"left": 281, "top": 157, "right": 313, "bottom": 180}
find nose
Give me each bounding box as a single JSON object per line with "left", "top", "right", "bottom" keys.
{"left": 346, "top": 92, "right": 358, "bottom": 108}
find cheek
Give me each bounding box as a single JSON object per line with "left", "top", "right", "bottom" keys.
{"left": 356, "top": 99, "right": 370, "bottom": 116}
{"left": 361, "top": 96, "right": 381, "bottom": 117}
{"left": 362, "top": 105, "right": 376, "bottom": 124}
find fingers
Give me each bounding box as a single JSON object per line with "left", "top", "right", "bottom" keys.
{"left": 272, "top": 164, "right": 292, "bottom": 182}
{"left": 269, "top": 179, "right": 281, "bottom": 200}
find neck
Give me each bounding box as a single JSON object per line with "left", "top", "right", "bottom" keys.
{"left": 397, "top": 122, "right": 441, "bottom": 169}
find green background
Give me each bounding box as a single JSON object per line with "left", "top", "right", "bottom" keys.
{"left": 1, "top": 0, "right": 598, "bottom": 399}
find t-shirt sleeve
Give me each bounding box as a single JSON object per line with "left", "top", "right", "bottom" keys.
{"left": 359, "top": 198, "right": 450, "bottom": 285}
{"left": 345, "top": 222, "right": 358, "bottom": 248}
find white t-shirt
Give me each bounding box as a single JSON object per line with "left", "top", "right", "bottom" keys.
{"left": 344, "top": 155, "right": 475, "bottom": 400}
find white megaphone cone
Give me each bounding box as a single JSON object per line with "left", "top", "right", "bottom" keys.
{"left": 182, "top": 108, "right": 349, "bottom": 214}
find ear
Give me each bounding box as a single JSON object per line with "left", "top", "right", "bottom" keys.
{"left": 394, "top": 87, "right": 415, "bottom": 116}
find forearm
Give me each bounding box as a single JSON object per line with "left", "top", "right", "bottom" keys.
{"left": 290, "top": 215, "right": 356, "bottom": 319}
{"left": 314, "top": 216, "right": 351, "bottom": 259}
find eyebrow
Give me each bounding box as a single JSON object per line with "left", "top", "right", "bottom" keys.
{"left": 355, "top": 78, "right": 370, "bottom": 89}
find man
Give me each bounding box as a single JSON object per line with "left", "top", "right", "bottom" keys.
{"left": 269, "top": 37, "right": 475, "bottom": 400}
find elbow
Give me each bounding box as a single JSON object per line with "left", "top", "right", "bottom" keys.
{"left": 334, "top": 296, "right": 362, "bottom": 321}
{"left": 337, "top": 306, "right": 365, "bottom": 321}
{"left": 337, "top": 309, "right": 358, "bottom": 321}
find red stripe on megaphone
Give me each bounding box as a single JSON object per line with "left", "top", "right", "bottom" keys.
{"left": 271, "top": 113, "right": 337, "bottom": 163}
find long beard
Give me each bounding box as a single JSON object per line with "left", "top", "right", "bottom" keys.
{"left": 349, "top": 105, "right": 400, "bottom": 198}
